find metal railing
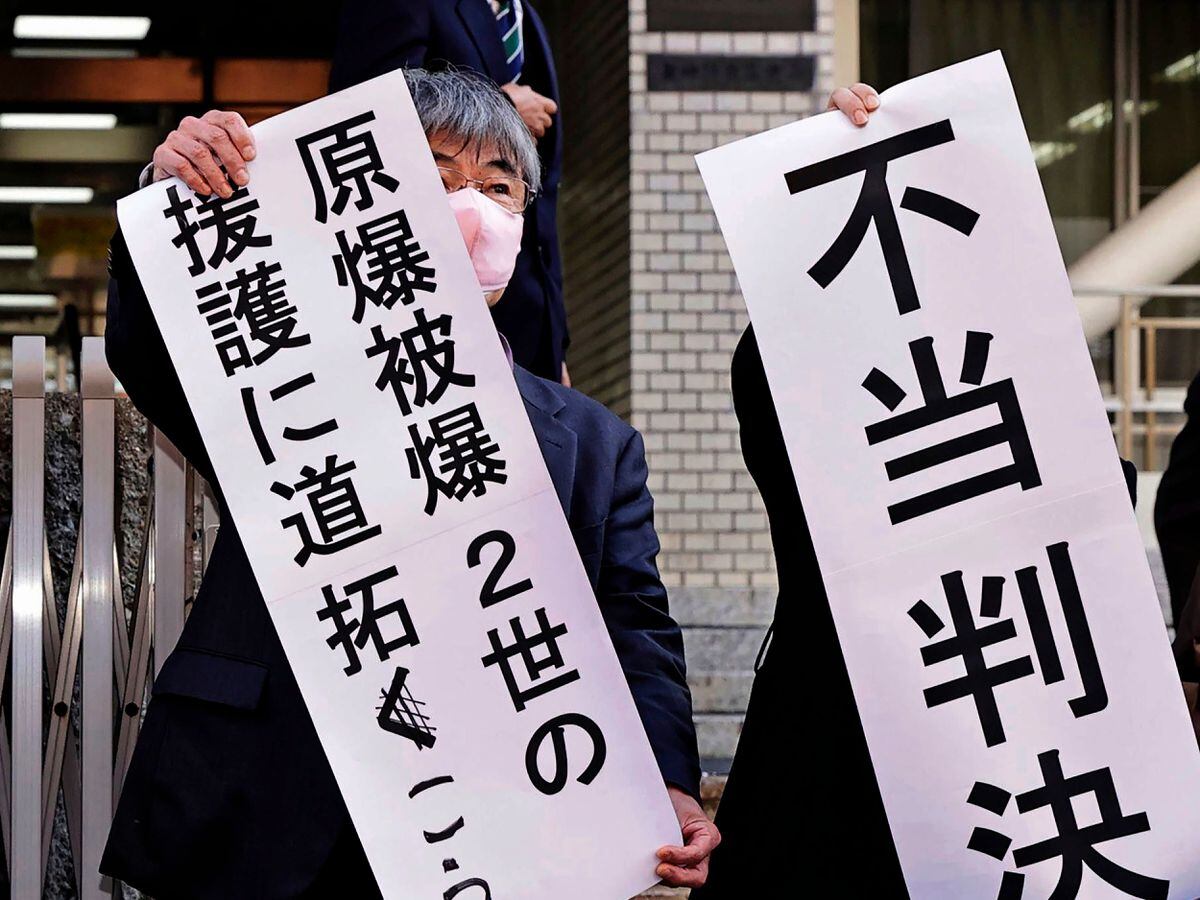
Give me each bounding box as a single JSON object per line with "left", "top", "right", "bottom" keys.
{"left": 2, "top": 335, "right": 206, "bottom": 897}
{"left": 1078, "top": 284, "right": 1200, "bottom": 467}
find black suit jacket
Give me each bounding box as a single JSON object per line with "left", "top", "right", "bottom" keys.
{"left": 698, "top": 328, "right": 1139, "bottom": 898}
{"left": 329, "top": 0, "right": 569, "bottom": 381}
{"left": 1156, "top": 369, "right": 1200, "bottom": 626}
{"left": 100, "top": 228, "right": 698, "bottom": 898}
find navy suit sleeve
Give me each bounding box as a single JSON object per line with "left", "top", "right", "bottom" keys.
{"left": 106, "top": 228, "right": 217, "bottom": 486}
{"left": 599, "top": 429, "right": 701, "bottom": 800}
{"left": 329, "top": 0, "right": 432, "bottom": 91}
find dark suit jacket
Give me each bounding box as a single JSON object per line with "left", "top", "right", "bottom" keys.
{"left": 1156, "top": 369, "right": 1200, "bottom": 626}
{"left": 697, "top": 328, "right": 1141, "bottom": 899}
{"left": 100, "top": 228, "right": 698, "bottom": 898}
{"left": 694, "top": 327, "right": 909, "bottom": 898}
{"left": 329, "top": 0, "right": 568, "bottom": 381}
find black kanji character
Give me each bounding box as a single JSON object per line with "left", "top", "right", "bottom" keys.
{"left": 334, "top": 210, "right": 438, "bottom": 322}
{"left": 271, "top": 454, "right": 382, "bottom": 565}
{"left": 864, "top": 331, "right": 1040, "bottom": 524}
{"left": 1015, "top": 541, "right": 1108, "bottom": 718}
{"left": 317, "top": 565, "right": 418, "bottom": 675}
{"left": 195, "top": 281, "right": 253, "bottom": 376}
{"left": 195, "top": 186, "right": 272, "bottom": 268}
{"left": 525, "top": 713, "right": 606, "bottom": 796}
{"left": 785, "top": 119, "right": 979, "bottom": 314}
{"left": 908, "top": 571, "right": 1034, "bottom": 747}
{"left": 910, "top": 542, "right": 1108, "bottom": 747}
{"left": 319, "top": 580, "right": 364, "bottom": 676}
{"left": 407, "top": 403, "right": 507, "bottom": 516}
{"left": 367, "top": 309, "right": 474, "bottom": 415}
{"left": 377, "top": 666, "right": 436, "bottom": 750}
{"left": 967, "top": 750, "right": 1168, "bottom": 899}
{"left": 226, "top": 261, "right": 311, "bottom": 363}
{"left": 241, "top": 372, "right": 339, "bottom": 465}
{"left": 296, "top": 111, "right": 399, "bottom": 223}
{"left": 196, "top": 262, "right": 310, "bottom": 376}
{"left": 481, "top": 607, "right": 580, "bottom": 712}
{"left": 164, "top": 184, "right": 204, "bottom": 276}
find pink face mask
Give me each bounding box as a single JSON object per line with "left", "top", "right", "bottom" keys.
{"left": 446, "top": 187, "right": 525, "bottom": 293}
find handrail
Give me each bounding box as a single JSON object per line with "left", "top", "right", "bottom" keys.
{"left": 1067, "top": 285, "right": 1200, "bottom": 467}
{"left": 1073, "top": 284, "right": 1200, "bottom": 298}
{"left": 1071, "top": 160, "right": 1200, "bottom": 340}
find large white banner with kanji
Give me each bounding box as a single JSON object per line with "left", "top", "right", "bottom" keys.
{"left": 697, "top": 51, "right": 1200, "bottom": 898}
{"left": 117, "top": 70, "right": 678, "bottom": 899}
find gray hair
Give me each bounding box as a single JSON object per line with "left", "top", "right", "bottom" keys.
{"left": 404, "top": 67, "right": 542, "bottom": 195}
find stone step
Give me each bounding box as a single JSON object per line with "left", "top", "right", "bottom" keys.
{"left": 695, "top": 712, "right": 744, "bottom": 761}
{"left": 670, "top": 586, "right": 775, "bottom": 628}
{"left": 687, "top": 670, "right": 754, "bottom": 713}
{"left": 682, "top": 625, "right": 766, "bottom": 672}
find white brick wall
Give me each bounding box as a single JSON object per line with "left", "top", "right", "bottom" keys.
{"left": 627, "top": 0, "right": 837, "bottom": 589}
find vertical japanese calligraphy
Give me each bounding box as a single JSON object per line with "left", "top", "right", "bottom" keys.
{"left": 118, "top": 69, "right": 678, "bottom": 899}
{"left": 698, "top": 52, "right": 1200, "bottom": 898}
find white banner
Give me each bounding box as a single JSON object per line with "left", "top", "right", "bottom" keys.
{"left": 117, "top": 70, "right": 677, "bottom": 899}
{"left": 697, "top": 51, "right": 1200, "bottom": 898}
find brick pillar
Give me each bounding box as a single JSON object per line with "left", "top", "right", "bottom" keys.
{"left": 621, "top": 0, "right": 837, "bottom": 766}
{"left": 627, "top": 1, "right": 836, "bottom": 592}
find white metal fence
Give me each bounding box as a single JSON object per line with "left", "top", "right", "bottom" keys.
{"left": 3, "top": 335, "right": 200, "bottom": 898}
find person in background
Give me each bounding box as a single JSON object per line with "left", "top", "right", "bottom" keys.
{"left": 1171, "top": 564, "right": 1200, "bottom": 733}
{"left": 101, "top": 69, "right": 714, "bottom": 897}
{"left": 1162, "top": 376, "right": 1200, "bottom": 712}
{"left": 329, "top": 0, "right": 571, "bottom": 386}
{"left": 1155, "top": 369, "right": 1200, "bottom": 627}
{"left": 690, "top": 84, "right": 910, "bottom": 899}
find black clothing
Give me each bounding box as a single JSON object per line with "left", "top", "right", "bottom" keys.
{"left": 693, "top": 326, "right": 909, "bottom": 898}
{"left": 1155, "top": 369, "right": 1200, "bottom": 626}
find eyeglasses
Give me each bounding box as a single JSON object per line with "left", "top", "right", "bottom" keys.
{"left": 436, "top": 166, "right": 534, "bottom": 214}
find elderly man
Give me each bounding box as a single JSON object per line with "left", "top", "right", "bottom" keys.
{"left": 101, "top": 69, "right": 714, "bottom": 897}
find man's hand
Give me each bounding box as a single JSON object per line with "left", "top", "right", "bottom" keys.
{"left": 501, "top": 82, "right": 557, "bottom": 140}
{"left": 151, "top": 110, "right": 257, "bottom": 198}
{"left": 827, "top": 82, "right": 881, "bottom": 126}
{"left": 655, "top": 786, "right": 720, "bottom": 889}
